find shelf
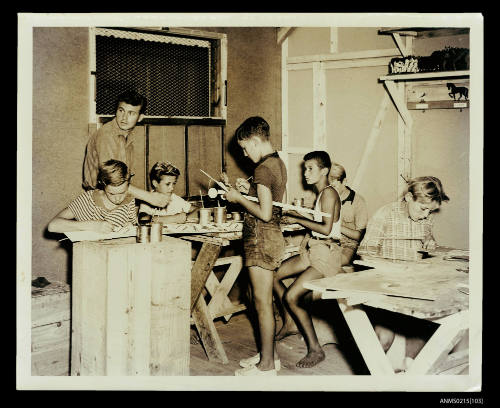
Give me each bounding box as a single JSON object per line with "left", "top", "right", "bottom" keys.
{"left": 380, "top": 70, "right": 469, "bottom": 82}
{"left": 408, "top": 100, "right": 469, "bottom": 110}
{"left": 378, "top": 28, "right": 470, "bottom": 38}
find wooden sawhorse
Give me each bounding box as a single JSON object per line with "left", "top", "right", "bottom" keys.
{"left": 185, "top": 235, "right": 245, "bottom": 364}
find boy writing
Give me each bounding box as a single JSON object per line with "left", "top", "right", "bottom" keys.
{"left": 357, "top": 176, "right": 450, "bottom": 370}
{"left": 49, "top": 160, "right": 137, "bottom": 233}
{"left": 273, "top": 151, "right": 342, "bottom": 368}
{"left": 225, "top": 117, "right": 287, "bottom": 376}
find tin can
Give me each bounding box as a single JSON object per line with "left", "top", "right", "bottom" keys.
{"left": 137, "top": 225, "right": 151, "bottom": 243}
{"left": 231, "top": 212, "right": 241, "bottom": 221}
{"left": 150, "top": 222, "right": 163, "bottom": 242}
{"left": 199, "top": 208, "right": 212, "bottom": 226}
{"left": 214, "top": 207, "right": 226, "bottom": 225}
{"left": 293, "top": 198, "right": 304, "bottom": 207}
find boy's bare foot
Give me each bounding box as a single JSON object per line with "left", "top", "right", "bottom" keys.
{"left": 275, "top": 323, "right": 300, "bottom": 341}
{"left": 296, "top": 349, "right": 325, "bottom": 368}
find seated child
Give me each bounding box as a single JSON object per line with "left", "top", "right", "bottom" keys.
{"left": 48, "top": 159, "right": 137, "bottom": 233}
{"left": 357, "top": 176, "right": 449, "bottom": 261}
{"left": 273, "top": 151, "right": 342, "bottom": 368}
{"left": 357, "top": 176, "right": 450, "bottom": 370}
{"left": 138, "top": 161, "right": 197, "bottom": 224}
{"left": 329, "top": 163, "right": 368, "bottom": 266}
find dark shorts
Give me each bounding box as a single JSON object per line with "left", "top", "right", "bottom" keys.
{"left": 242, "top": 211, "right": 285, "bottom": 271}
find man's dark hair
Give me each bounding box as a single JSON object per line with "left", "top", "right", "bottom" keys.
{"left": 115, "top": 90, "right": 148, "bottom": 115}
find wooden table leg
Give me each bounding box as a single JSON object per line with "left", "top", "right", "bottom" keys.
{"left": 406, "top": 311, "right": 468, "bottom": 375}
{"left": 190, "top": 242, "right": 229, "bottom": 364}
{"left": 205, "top": 256, "right": 246, "bottom": 321}
{"left": 192, "top": 296, "right": 229, "bottom": 364}
{"left": 337, "top": 299, "right": 395, "bottom": 375}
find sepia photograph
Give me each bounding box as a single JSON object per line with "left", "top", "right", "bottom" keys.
{"left": 17, "top": 12, "right": 483, "bottom": 392}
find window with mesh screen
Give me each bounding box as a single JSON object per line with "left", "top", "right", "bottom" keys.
{"left": 94, "top": 28, "right": 213, "bottom": 118}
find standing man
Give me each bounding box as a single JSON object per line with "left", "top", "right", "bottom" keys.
{"left": 83, "top": 90, "right": 169, "bottom": 208}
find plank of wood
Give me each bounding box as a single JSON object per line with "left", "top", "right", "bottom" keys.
{"left": 31, "top": 283, "right": 70, "bottom": 328}
{"left": 150, "top": 242, "right": 191, "bottom": 375}
{"left": 337, "top": 300, "right": 395, "bottom": 375}
{"left": 191, "top": 295, "right": 229, "bottom": 364}
{"left": 406, "top": 311, "right": 468, "bottom": 375}
{"left": 191, "top": 242, "right": 222, "bottom": 311}
{"left": 31, "top": 320, "right": 70, "bottom": 354}
{"left": 106, "top": 246, "right": 130, "bottom": 375}
{"left": 128, "top": 244, "right": 152, "bottom": 375}
{"left": 31, "top": 346, "right": 70, "bottom": 376}
{"left": 429, "top": 348, "right": 469, "bottom": 375}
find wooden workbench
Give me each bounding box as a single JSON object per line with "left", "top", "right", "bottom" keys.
{"left": 303, "top": 249, "right": 470, "bottom": 375}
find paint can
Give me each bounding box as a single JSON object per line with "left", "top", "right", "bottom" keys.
{"left": 137, "top": 225, "right": 151, "bottom": 243}
{"left": 150, "top": 222, "right": 163, "bottom": 242}
{"left": 199, "top": 208, "right": 212, "bottom": 226}
{"left": 214, "top": 207, "right": 226, "bottom": 225}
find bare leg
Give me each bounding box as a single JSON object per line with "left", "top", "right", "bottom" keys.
{"left": 284, "top": 267, "right": 326, "bottom": 368}
{"left": 273, "top": 255, "right": 308, "bottom": 340}
{"left": 248, "top": 265, "right": 277, "bottom": 371}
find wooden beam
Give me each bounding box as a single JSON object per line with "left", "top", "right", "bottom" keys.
{"left": 385, "top": 80, "right": 413, "bottom": 128}
{"left": 277, "top": 27, "right": 295, "bottom": 45}
{"left": 380, "top": 70, "right": 470, "bottom": 81}
{"left": 392, "top": 33, "right": 408, "bottom": 57}
{"left": 338, "top": 300, "right": 395, "bottom": 375}
{"left": 312, "top": 61, "right": 327, "bottom": 149}
{"left": 406, "top": 311, "right": 468, "bottom": 375}
{"left": 287, "top": 48, "right": 401, "bottom": 64}
{"left": 330, "top": 27, "right": 338, "bottom": 53}
{"left": 351, "top": 93, "right": 390, "bottom": 191}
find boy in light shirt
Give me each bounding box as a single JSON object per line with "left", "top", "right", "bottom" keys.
{"left": 139, "top": 161, "right": 198, "bottom": 224}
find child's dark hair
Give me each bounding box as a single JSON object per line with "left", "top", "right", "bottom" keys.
{"left": 115, "top": 90, "right": 148, "bottom": 115}
{"left": 96, "top": 160, "right": 131, "bottom": 189}
{"left": 329, "top": 162, "right": 346, "bottom": 183}
{"left": 150, "top": 161, "right": 181, "bottom": 185}
{"left": 407, "top": 176, "right": 450, "bottom": 204}
{"left": 303, "top": 151, "right": 332, "bottom": 175}
{"left": 235, "top": 116, "right": 270, "bottom": 141}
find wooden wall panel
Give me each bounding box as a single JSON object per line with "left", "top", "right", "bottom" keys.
{"left": 187, "top": 126, "right": 223, "bottom": 196}
{"left": 147, "top": 125, "right": 186, "bottom": 195}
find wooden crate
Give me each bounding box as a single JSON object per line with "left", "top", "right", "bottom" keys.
{"left": 71, "top": 237, "right": 191, "bottom": 376}
{"left": 31, "top": 281, "right": 71, "bottom": 376}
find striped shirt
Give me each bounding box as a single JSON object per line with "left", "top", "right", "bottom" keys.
{"left": 357, "top": 200, "right": 433, "bottom": 261}
{"left": 68, "top": 190, "right": 138, "bottom": 230}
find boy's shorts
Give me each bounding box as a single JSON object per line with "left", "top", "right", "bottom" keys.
{"left": 299, "top": 236, "right": 343, "bottom": 277}
{"left": 242, "top": 212, "right": 285, "bottom": 271}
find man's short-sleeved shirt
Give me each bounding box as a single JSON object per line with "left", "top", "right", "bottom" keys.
{"left": 248, "top": 151, "right": 287, "bottom": 203}
{"left": 340, "top": 188, "right": 368, "bottom": 250}
{"left": 83, "top": 118, "right": 141, "bottom": 189}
